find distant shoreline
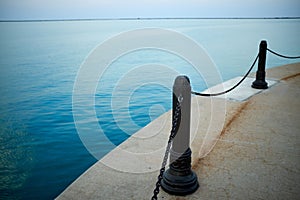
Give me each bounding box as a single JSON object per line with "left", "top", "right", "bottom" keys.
{"left": 1, "top": 17, "right": 300, "bottom": 23}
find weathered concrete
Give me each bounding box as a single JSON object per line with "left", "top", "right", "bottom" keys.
{"left": 57, "top": 62, "right": 300, "bottom": 200}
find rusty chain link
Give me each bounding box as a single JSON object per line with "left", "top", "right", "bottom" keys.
{"left": 151, "top": 95, "right": 182, "bottom": 200}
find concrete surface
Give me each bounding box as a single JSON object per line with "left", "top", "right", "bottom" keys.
{"left": 57, "top": 62, "right": 300, "bottom": 200}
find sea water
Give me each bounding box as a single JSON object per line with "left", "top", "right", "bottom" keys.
{"left": 0, "top": 19, "right": 299, "bottom": 199}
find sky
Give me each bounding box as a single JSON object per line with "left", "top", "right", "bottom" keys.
{"left": 0, "top": 0, "right": 299, "bottom": 20}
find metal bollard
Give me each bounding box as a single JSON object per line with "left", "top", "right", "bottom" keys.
{"left": 161, "top": 76, "right": 199, "bottom": 196}
{"left": 252, "top": 40, "right": 268, "bottom": 89}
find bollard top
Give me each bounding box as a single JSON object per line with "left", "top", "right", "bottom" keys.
{"left": 261, "top": 40, "right": 267, "bottom": 44}
{"left": 174, "top": 76, "right": 191, "bottom": 89}
{"left": 260, "top": 40, "right": 267, "bottom": 47}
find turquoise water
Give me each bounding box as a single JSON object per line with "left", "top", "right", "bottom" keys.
{"left": 0, "top": 19, "right": 299, "bottom": 199}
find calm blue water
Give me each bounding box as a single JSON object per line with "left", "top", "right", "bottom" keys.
{"left": 0, "top": 19, "right": 299, "bottom": 199}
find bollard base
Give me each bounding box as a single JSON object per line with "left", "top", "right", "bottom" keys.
{"left": 252, "top": 79, "right": 268, "bottom": 89}
{"left": 161, "top": 169, "right": 199, "bottom": 196}
{"left": 161, "top": 148, "right": 199, "bottom": 196}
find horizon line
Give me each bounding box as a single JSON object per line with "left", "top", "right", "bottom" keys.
{"left": 1, "top": 16, "right": 300, "bottom": 22}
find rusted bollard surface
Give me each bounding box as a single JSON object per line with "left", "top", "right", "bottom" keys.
{"left": 161, "top": 76, "right": 199, "bottom": 196}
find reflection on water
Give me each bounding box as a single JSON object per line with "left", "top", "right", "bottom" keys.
{"left": 0, "top": 116, "right": 34, "bottom": 199}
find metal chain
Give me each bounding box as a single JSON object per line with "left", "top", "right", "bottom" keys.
{"left": 191, "top": 53, "right": 259, "bottom": 96}
{"left": 151, "top": 95, "right": 182, "bottom": 200}
{"left": 267, "top": 48, "right": 300, "bottom": 59}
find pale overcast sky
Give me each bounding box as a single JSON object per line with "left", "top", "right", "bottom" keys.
{"left": 0, "top": 0, "right": 299, "bottom": 20}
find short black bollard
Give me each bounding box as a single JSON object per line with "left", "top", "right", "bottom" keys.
{"left": 252, "top": 40, "right": 268, "bottom": 89}
{"left": 161, "top": 76, "right": 199, "bottom": 196}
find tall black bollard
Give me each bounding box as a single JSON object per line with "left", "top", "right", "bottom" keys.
{"left": 161, "top": 76, "right": 199, "bottom": 196}
{"left": 252, "top": 40, "right": 268, "bottom": 89}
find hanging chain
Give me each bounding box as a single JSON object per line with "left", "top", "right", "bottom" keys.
{"left": 151, "top": 95, "right": 182, "bottom": 200}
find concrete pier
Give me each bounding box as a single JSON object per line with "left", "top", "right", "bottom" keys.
{"left": 57, "top": 62, "right": 300, "bottom": 200}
